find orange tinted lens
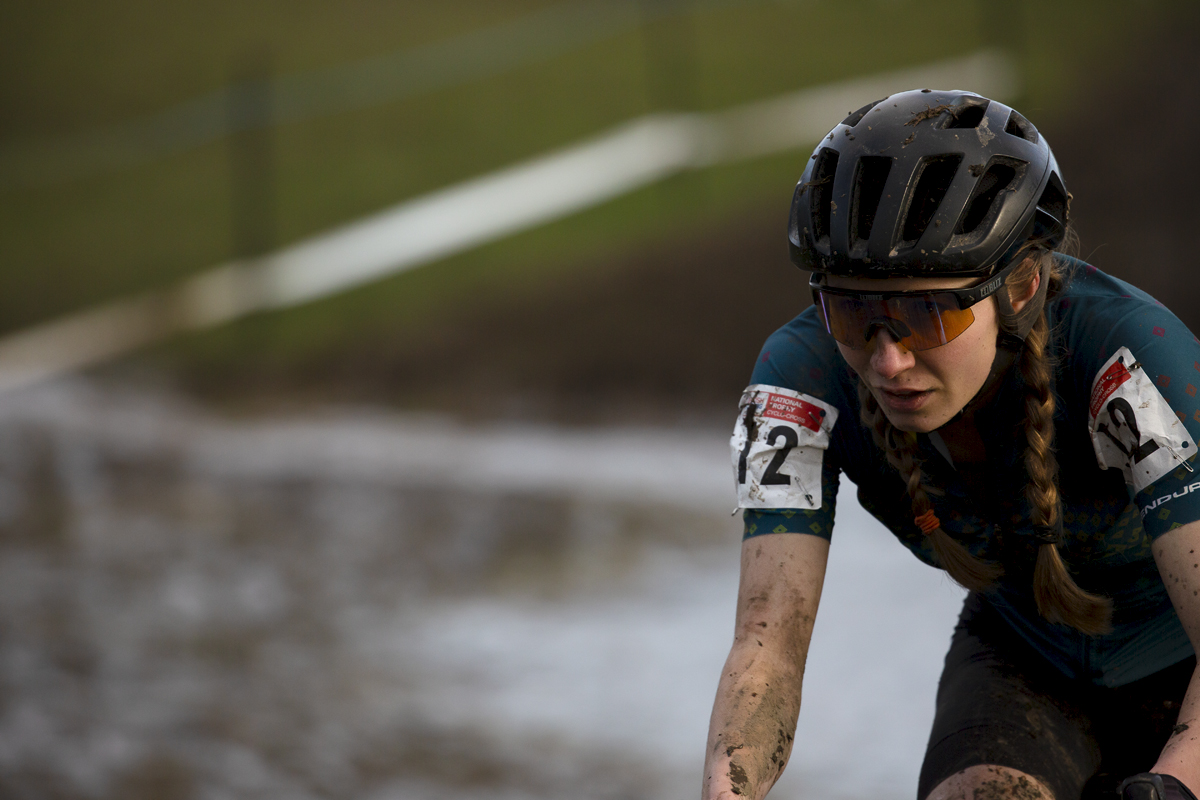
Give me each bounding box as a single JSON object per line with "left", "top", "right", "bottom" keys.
{"left": 885, "top": 293, "right": 975, "bottom": 349}
{"left": 818, "top": 293, "right": 879, "bottom": 347}
{"left": 817, "top": 292, "right": 975, "bottom": 350}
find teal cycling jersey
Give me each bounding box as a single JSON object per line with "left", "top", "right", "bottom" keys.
{"left": 736, "top": 257, "right": 1200, "bottom": 687}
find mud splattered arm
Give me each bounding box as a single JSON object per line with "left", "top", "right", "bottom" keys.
{"left": 1151, "top": 519, "right": 1200, "bottom": 790}
{"left": 702, "top": 532, "right": 828, "bottom": 800}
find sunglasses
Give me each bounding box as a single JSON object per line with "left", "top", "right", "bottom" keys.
{"left": 810, "top": 260, "right": 1019, "bottom": 351}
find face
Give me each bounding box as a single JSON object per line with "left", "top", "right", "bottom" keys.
{"left": 826, "top": 274, "right": 1000, "bottom": 433}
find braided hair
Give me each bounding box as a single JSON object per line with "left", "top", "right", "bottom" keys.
{"left": 857, "top": 249, "right": 1113, "bottom": 635}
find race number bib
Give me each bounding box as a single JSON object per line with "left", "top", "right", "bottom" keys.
{"left": 731, "top": 384, "right": 838, "bottom": 509}
{"left": 1089, "top": 346, "right": 1196, "bottom": 492}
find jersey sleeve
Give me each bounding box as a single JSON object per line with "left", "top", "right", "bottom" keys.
{"left": 1071, "top": 276, "right": 1200, "bottom": 539}
{"left": 733, "top": 308, "right": 844, "bottom": 541}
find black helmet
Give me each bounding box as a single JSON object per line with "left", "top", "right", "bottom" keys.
{"left": 788, "top": 88, "right": 1069, "bottom": 278}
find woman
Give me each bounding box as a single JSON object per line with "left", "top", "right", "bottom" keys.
{"left": 703, "top": 89, "right": 1200, "bottom": 800}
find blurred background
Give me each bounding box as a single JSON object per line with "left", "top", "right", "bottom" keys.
{"left": 0, "top": 1, "right": 1197, "bottom": 798}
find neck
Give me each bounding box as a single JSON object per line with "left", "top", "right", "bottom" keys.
{"left": 971, "top": 346, "right": 1018, "bottom": 411}
{"left": 933, "top": 346, "right": 1019, "bottom": 465}
{"left": 936, "top": 409, "right": 988, "bottom": 464}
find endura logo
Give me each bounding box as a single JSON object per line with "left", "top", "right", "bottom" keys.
{"left": 1141, "top": 481, "right": 1200, "bottom": 518}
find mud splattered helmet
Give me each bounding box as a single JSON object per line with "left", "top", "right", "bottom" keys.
{"left": 788, "top": 89, "right": 1069, "bottom": 278}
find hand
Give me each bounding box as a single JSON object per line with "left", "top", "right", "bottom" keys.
{"left": 1119, "top": 773, "right": 1199, "bottom": 800}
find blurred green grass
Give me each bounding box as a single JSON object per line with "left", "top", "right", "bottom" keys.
{"left": 0, "top": 0, "right": 1176, "bottom": 387}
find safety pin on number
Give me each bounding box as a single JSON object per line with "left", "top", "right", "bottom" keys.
{"left": 792, "top": 468, "right": 816, "bottom": 508}
{"left": 1167, "top": 444, "right": 1195, "bottom": 473}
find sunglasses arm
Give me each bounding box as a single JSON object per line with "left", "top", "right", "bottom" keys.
{"left": 809, "top": 257, "right": 1022, "bottom": 310}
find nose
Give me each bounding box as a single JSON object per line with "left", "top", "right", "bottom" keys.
{"left": 868, "top": 329, "right": 916, "bottom": 379}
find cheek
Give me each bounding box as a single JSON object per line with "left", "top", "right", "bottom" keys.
{"left": 835, "top": 343, "right": 869, "bottom": 377}
{"left": 938, "top": 317, "right": 999, "bottom": 385}
{"left": 972, "top": 299, "right": 1001, "bottom": 341}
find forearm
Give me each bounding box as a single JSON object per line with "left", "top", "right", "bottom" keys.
{"left": 703, "top": 533, "right": 828, "bottom": 799}
{"left": 1152, "top": 663, "right": 1200, "bottom": 789}
{"left": 702, "top": 642, "right": 803, "bottom": 800}
{"left": 1151, "top": 522, "right": 1200, "bottom": 791}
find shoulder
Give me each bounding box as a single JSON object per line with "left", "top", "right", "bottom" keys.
{"left": 1051, "top": 257, "right": 1197, "bottom": 389}
{"left": 1051, "top": 257, "right": 1188, "bottom": 350}
{"left": 734, "top": 306, "right": 857, "bottom": 525}
{"left": 1051, "top": 257, "right": 1200, "bottom": 510}
{"left": 749, "top": 305, "right": 852, "bottom": 407}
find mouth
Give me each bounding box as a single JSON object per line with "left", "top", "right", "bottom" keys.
{"left": 876, "top": 386, "right": 933, "bottom": 412}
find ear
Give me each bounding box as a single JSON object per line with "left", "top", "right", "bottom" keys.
{"left": 1008, "top": 269, "right": 1041, "bottom": 314}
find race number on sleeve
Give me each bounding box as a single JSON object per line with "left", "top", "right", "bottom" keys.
{"left": 730, "top": 384, "right": 838, "bottom": 509}
{"left": 1089, "top": 346, "right": 1197, "bottom": 493}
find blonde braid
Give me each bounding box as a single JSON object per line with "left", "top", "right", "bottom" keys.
{"left": 857, "top": 380, "right": 1002, "bottom": 591}
{"left": 1017, "top": 281, "right": 1113, "bottom": 634}
{"left": 850, "top": 246, "right": 1111, "bottom": 632}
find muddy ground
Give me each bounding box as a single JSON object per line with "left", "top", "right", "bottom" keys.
{"left": 170, "top": 11, "right": 1200, "bottom": 425}
{"left": 0, "top": 379, "right": 965, "bottom": 800}
{"left": 0, "top": 380, "right": 739, "bottom": 800}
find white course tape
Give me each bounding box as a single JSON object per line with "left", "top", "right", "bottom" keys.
{"left": 0, "top": 49, "right": 1016, "bottom": 396}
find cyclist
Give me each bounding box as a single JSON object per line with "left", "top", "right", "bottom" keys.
{"left": 703, "top": 89, "right": 1200, "bottom": 800}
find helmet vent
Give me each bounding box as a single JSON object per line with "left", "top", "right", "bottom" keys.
{"left": 841, "top": 98, "right": 886, "bottom": 128}
{"left": 1035, "top": 172, "right": 1069, "bottom": 244}
{"left": 809, "top": 148, "right": 839, "bottom": 246}
{"left": 1004, "top": 110, "right": 1038, "bottom": 143}
{"left": 901, "top": 155, "right": 961, "bottom": 244}
{"left": 850, "top": 156, "right": 893, "bottom": 250}
{"left": 955, "top": 158, "right": 1025, "bottom": 236}
{"left": 942, "top": 100, "right": 989, "bottom": 129}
